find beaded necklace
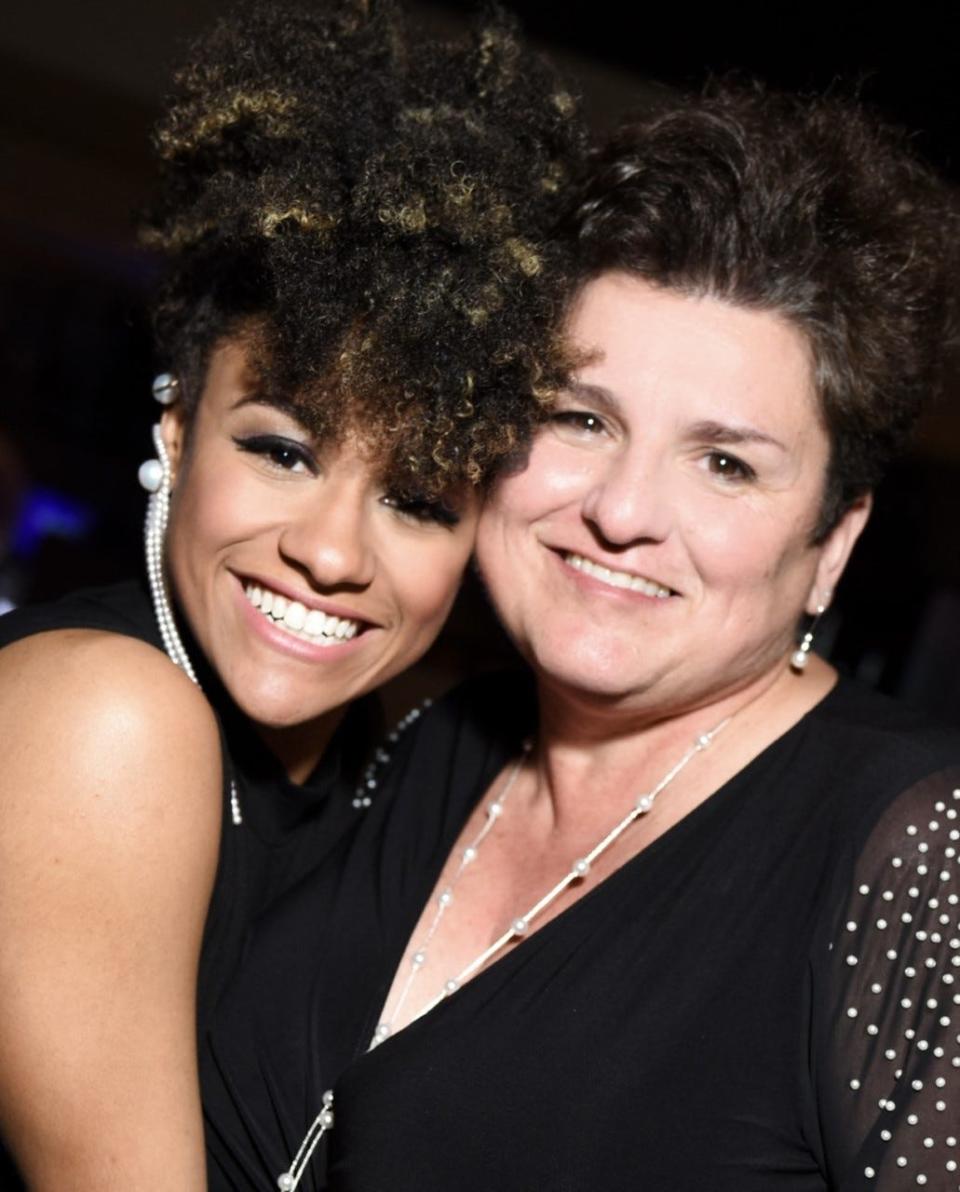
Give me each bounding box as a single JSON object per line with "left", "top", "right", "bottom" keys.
{"left": 276, "top": 713, "right": 733, "bottom": 1191}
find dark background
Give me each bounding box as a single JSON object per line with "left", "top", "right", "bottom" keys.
{"left": 1, "top": 0, "right": 958, "bottom": 719}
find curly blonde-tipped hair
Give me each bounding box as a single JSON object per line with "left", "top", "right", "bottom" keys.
{"left": 142, "top": 0, "right": 585, "bottom": 499}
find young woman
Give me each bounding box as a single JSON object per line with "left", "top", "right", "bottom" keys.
{"left": 0, "top": 3, "right": 583, "bottom": 1186}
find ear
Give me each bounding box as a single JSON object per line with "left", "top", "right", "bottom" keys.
{"left": 159, "top": 405, "right": 188, "bottom": 486}
{"left": 807, "top": 491, "right": 872, "bottom": 614}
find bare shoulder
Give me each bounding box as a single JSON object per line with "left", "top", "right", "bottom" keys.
{"left": 0, "top": 627, "right": 222, "bottom": 847}
{"left": 0, "top": 628, "right": 222, "bottom": 1187}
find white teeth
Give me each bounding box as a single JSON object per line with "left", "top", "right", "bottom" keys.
{"left": 304, "top": 609, "right": 326, "bottom": 636}
{"left": 564, "top": 552, "right": 672, "bottom": 599}
{"left": 243, "top": 583, "right": 362, "bottom": 645}
{"left": 283, "top": 601, "right": 307, "bottom": 632}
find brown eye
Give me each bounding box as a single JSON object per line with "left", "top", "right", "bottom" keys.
{"left": 704, "top": 452, "right": 755, "bottom": 482}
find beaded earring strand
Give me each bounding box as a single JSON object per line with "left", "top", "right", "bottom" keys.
{"left": 138, "top": 380, "right": 242, "bottom": 826}
{"left": 276, "top": 712, "right": 734, "bottom": 1191}
{"left": 790, "top": 594, "right": 830, "bottom": 673}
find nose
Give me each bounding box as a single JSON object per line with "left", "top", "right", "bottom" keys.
{"left": 278, "top": 474, "right": 377, "bottom": 590}
{"left": 579, "top": 444, "right": 672, "bottom": 549}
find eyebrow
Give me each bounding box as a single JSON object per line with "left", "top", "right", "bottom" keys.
{"left": 563, "top": 385, "right": 787, "bottom": 453}
{"left": 561, "top": 381, "right": 621, "bottom": 414}
{"left": 686, "top": 420, "right": 787, "bottom": 452}
{"left": 230, "top": 393, "right": 304, "bottom": 419}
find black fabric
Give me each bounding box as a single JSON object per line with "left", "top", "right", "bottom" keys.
{"left": 202, "top": 673, "right": 960, "bottom": 1191}
{"left": 0, "top": 581, "right": 377, "bottom": 1186}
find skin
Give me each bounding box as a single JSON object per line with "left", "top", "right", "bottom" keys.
{"left": 0, "top": 337, "right": 479, "bottom": 1187}
{"left": 379, "top": 272, "right": 872, "bottom": 1033}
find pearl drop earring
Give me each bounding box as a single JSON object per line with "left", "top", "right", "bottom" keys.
{"left": 790, "top": 596, "right": 829, "bottom": 672}
{"left": 139, "top": 378, "right": 242, "bottom": 825}
{"left": 140, "top": 422, "right": 199, "bottom": 685}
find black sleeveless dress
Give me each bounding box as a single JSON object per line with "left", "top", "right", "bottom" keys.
{"left": 201, "top": 673, "right": 960, "bottom": 1191}
{"left": 0, "top": 580, "right": 382, "bottom": 1186}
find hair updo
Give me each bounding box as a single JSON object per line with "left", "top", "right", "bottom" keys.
{"left": 142, "top": 0, "right": 585, "bottom": 499}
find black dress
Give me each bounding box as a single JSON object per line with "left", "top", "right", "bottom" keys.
{"left": 202, "top": 673, "right": 960, "bottom": 1191}
{"left": 0, "top": 580, "right": 382, "bottom": 1187}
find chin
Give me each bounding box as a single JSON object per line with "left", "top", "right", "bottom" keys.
{"left": 221, "top": 668, "right": 333, "bottom": 731}
{"left": 526, "top": 632, "right": 648, "bottom": 702}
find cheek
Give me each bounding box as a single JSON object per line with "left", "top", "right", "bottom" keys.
{"left": 385, "top": 534, "right": 475, "bottom": 632}
{"left": 169, "top": 466, "right": 267, "bottom": 563}
{"left": 682, "top": 500, "right": 818, "bottom": 598}
{"left": 482, "top": 437, "right": 594, "bottom": 532}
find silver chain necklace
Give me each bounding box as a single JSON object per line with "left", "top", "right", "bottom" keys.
{"left": 276, "top": 714, "right": 732, "bottom": 1191}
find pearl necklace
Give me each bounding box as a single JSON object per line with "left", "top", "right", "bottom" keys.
{"left": 276, "top": 714, "right": 732, "bottom": 1191}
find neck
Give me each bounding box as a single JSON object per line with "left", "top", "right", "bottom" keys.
{"left": 529, "top": 656, "right": 836, "bottom": 831}
{"left": 256, "top": 707, "right": 347, "bottom": 784}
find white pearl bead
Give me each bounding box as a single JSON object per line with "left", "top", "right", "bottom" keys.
{"left": 277, "top": 1173, "right": 295, "bottom": 1191}
{"left": 318, "top": 1109, "right": 334, "bottom": 1129}
{"left": 138, "top": 458, "right": 164, "bottom": 493}
{"left": 790, "top": 648, "right": 808, "bottom": 670}
{"left": 636, "top": 795, "right": 653, "bottom": 814}
{"left": 572, "top": 858, "right": 590, "bottom": 878}
{"left": 444, "top": 978, "right": 459, "bottom": 994}
{"left": 512, "top": 918, "right": 529, "bottom": 936}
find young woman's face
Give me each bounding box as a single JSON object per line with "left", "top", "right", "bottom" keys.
{"left": 475, "top": 272, "right": 869, "bottom": 717}
{"left": 162, "top": 340, "right": 478, "bottom": 737}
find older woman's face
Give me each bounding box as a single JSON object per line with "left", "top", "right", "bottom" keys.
{"left": 161, "top": 340, "right": 478, "bottom": 735}
{"left": 475, "top": 272, "right": 868, "bottom": 714}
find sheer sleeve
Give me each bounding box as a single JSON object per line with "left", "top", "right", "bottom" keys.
{"left": 812, "top": 768, "right": 960, "bottom": 1190}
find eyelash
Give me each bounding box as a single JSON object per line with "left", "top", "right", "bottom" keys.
{"left": 233, "top": 434, "right": 317, "bottom": 475}
{"left": 234, "top": 435, "right": 461, "bottom": 526}
{"left": 380, "top": 495, "right": 462, "bottom": 528}
{"left": 549, "top": 409, "right": 607, "bottom": 435}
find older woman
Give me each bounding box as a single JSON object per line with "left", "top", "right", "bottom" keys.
{"left": 0, "top": 3, "right": 581, "bottom": 1187}
{"left": 200, "top": 88, "right": 960, "bottom": 1190}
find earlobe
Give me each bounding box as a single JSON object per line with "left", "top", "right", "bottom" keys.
{"left": 808, "top": 491, "right": 872, "bottom": 614}
{"left": 159, "top": 406, "right": 187, "bottom": 486}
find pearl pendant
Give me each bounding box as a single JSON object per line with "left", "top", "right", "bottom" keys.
{"left": 277, "top": 1174, "right": 295, "bottom": 1191}
{"left": 790, "top": 647, "right": 809, "bottom": 671}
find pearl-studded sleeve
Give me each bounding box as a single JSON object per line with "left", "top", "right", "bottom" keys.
{"left": 812, "top": 768, "right": 960, "bottom": 1190}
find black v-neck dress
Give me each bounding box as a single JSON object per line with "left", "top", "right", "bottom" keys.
{"left": 0, "top": 581, "right": 379, "bottom": 1187}
{"left": 201, "top": 672, "right": 960, "bottom": 1191}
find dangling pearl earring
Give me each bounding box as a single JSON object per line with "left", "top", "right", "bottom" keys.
{"left": 138, "top": 381, "right": 242, "bottom": 825}
{"left": 790, "top": 595, "right": 830, "bottom": 673}
{"left": 139, "top": 422, "right": 199, "bottom": 684}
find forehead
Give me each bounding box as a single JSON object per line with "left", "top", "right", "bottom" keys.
{"left": 567, "top": 272, "right": 821, "bottom": 435}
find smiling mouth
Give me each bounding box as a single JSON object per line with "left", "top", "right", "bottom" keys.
{"left": 562, "top": 552, "right": 673, "bottom": 598}
{"left": 244, "top": 582, "right": 363, "bottom": 646}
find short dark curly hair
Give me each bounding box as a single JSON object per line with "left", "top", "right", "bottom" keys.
{"left": 141, "top": 0, "right": 584, "bottom": 499}
{"left": 570, "top": 84, "right": 959, "bottom": 538}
